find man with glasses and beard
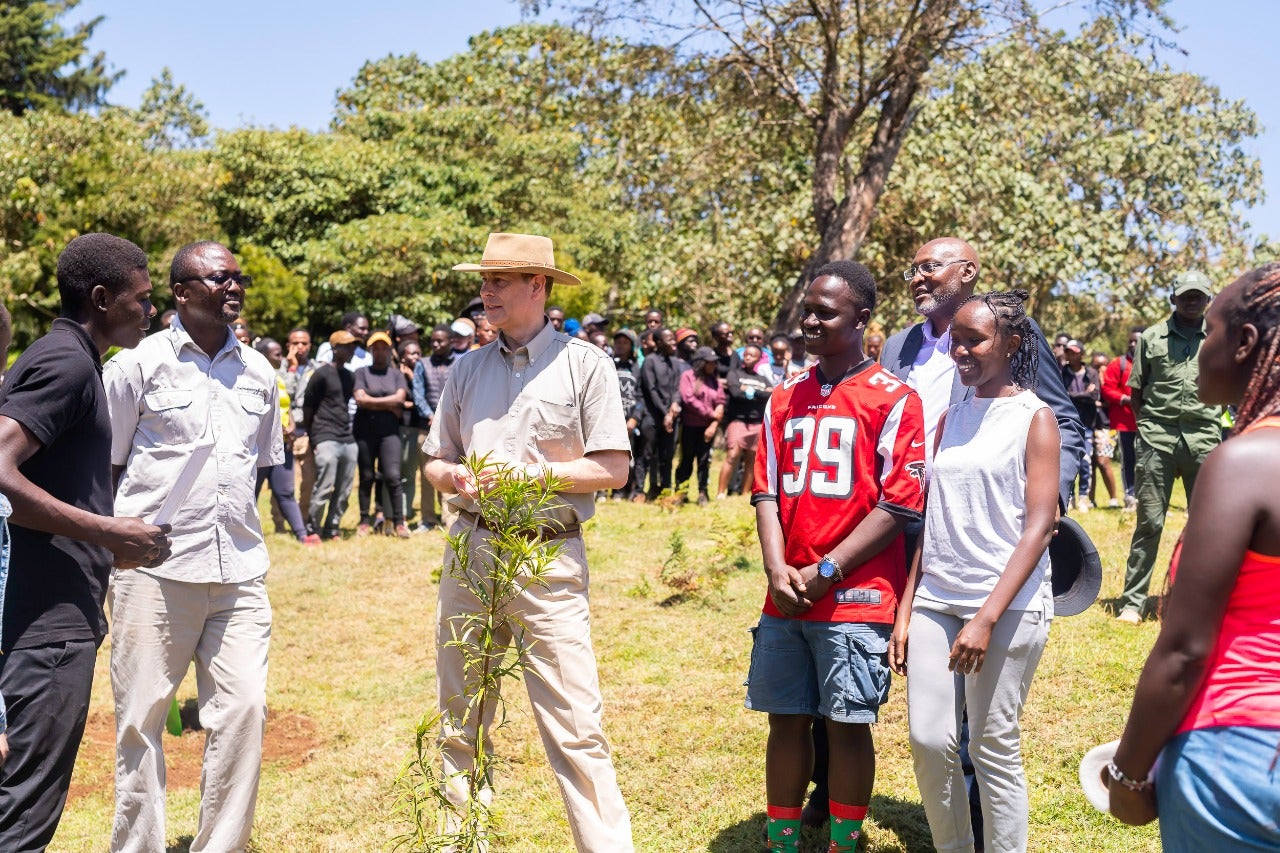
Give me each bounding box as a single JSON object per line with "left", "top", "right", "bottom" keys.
{"left": 104, "top": 241, "right": 283, "bottom": 853}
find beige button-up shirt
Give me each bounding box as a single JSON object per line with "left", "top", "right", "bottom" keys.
{"left": 422, "top": 320, "right": 630, "bottom": 526}
{"left": 105, "top": 317, "right": 283, "bottom": 584}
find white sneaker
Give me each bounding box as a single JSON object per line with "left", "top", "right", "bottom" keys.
{"left": 1075, "top": 496, "right": 1093, "bottom": 512}
{"left": 1117, "top": 609, "right": 1141, "bottom": 625}
{"left": 1108, "top": 499, "right": 1121, "bottom": 508}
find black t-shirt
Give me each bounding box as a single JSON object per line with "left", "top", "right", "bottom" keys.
{"left": 353, "top": 365, "right": 409, "bottom": 436}
{"left": 715, "top": 348, "right": 741, "bottom": 380}
{"left": 0, "top": 319, "right": 114, "bottom": 651}
{"left": 304, "top": 363, "right": 355, "bottom": 445}
{"left": 725, "top": 365, "right": 773, "bottom": 425}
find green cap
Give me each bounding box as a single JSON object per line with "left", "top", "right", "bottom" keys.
{"left": 1172, "top": 270, "right": 1213, "bottom": 298}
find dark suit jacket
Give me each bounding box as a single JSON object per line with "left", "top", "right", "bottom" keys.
{"left": 880, "top": 317, "right": 1086, "bottom": 511}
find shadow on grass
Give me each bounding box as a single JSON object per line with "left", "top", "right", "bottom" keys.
{"left": 166, "top": 836, "right": 194, "bottom": 853}
{"left": 708, "top": 795, "right": 933, "bottom": 853}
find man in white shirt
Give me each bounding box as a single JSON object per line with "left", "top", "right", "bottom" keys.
{"left": 104, "top": 241, "right": 283, "bottom": 853}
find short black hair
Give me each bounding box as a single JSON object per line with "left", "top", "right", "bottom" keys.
{"left": 57, "top": 233, "right": 149, "bottom": 317}
{"left": 432, "top": 323, "right": 451, "bottom": 335}
{"left": 253, "top": 337, "right": 279, "bottom": 356}
{"left": 770, "top": 334, "right": 790, "bottom": 346}
{"left": 169, "top": 241, "right": 226, "bottom": 286}
{"left": 341, "top": 311, "right": 367, "bottom": 328}
{"left": 1130, "top": 325, "right": 1147, "bottom": 334}
{"left": 813, "top": 260, "right": 877, "bottom": 314}
{"left": 288, "top": 326, "right": 310, "bottom": 336}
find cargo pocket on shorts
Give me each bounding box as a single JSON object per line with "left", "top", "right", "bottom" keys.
{"left": 840, "top": 627, "right": 892, "bottom": 716}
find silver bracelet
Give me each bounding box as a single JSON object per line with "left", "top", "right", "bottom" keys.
{"left": 1106, "top": 760, "right": 1152, "bottom": 792}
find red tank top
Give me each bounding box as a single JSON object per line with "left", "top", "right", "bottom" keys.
{"left": 1174, "top": 415, "right": 1280, "bottom": 734}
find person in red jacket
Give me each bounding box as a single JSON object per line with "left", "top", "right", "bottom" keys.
{"left": 1101, "top": 327, "right": 1143, "bottom": 510}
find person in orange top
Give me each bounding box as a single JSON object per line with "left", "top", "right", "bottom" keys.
{"left": 1108, "top": 263, "right": 1280, "bottom": 851}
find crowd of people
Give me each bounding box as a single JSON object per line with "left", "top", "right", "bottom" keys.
{"left": 0, "top": 226, "right": 1272, "bottom": 853}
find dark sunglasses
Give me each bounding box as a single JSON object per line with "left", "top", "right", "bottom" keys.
{"left": 181, "top": 271, "right": 252, "bottom": 290}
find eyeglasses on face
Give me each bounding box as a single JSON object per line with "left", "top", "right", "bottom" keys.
{"left": 181, "top": 271, "right": 253, "bottom": 290}
{"left": 901, "top": 259, "right": 967, "bottom": 281}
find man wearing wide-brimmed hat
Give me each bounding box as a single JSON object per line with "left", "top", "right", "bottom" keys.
{"left": 423, "top": 233, "right": 634, "bottom": 852}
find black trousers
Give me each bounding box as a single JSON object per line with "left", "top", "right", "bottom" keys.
{"left": 356, "top": 429, "right": 404, "bottom": 524}
{"left": 1119, "top": 430, "right": 1137, "bottom": 496}
{"left": 640, "top": 418, "right": 675, "bottom": 498}
{"left": 0, "top": 639, "right": 97, "bottom": 851}
{"left": 674, "top": 423, "right": 713, "bottom": 496}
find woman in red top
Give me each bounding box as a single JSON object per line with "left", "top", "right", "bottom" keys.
{"left": 1108, "top": 263, "right": 1280, "bottom": 850}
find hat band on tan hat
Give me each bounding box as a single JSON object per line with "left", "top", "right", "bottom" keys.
{"left": 452, "top": 232, "right": 582, "bottom": 286}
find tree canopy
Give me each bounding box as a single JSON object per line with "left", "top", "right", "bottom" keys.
{"left": 0, "top": 0, "right": 118, "bottom": 115}
{"left": 0, "top": 3, "right": 1273, "bottom": 354}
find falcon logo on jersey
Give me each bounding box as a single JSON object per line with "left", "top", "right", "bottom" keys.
{"left": 906, "top": 460, "right": 926, "bottom": 491}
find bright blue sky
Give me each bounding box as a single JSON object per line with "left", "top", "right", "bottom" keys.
{"left": 77, "top": 0, "right": 1277, "bottom": 240}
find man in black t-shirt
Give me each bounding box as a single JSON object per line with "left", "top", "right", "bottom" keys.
{"left": 304, "top": 331, "right": 359, "bottom": 538}
{"left": 0, "top": 233, "right": 170, "bottom": 849}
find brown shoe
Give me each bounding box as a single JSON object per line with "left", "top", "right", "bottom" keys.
{"left": 394, "top": 524, "right": 411, "bottom": 539}
{"left": 356, "top": 523, "right": 372, "bottom": 537}
{"left": 630, "top": 493, "right": 647, "bottom": 504}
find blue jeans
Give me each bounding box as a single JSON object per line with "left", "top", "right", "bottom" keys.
{"left": 1075, "top": 431, "right": 1093, "bottom": 500}
{"left": 1156, "top": 726, "right": 1280, "bottom": 851}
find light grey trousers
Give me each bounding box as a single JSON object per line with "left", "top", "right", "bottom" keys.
{"left": 906, "top": 601, "right": 1049, "bottom": 853}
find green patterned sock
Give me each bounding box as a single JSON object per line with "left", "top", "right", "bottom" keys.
{"left": 766, "top": 804, "right": 803, "bottom": 850}
{"left": 828, "top": 801, "right": 868, "bottom": 851}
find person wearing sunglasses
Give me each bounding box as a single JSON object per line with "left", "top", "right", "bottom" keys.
{"left": 103, "top": 241, "right": 282, "bottom": 853}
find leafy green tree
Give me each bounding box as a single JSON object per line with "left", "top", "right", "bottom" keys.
{"left": 0, "top": 0, "right": 119, "bottom": 115}
{"left": 0, "top": 109, "right": 219, "bottom": 345}
{"left": 860, "top": 18, "right": 1271, "bottom": 347}
{"left": 559, "top": 0, "right": 1175, "bottom": 330}
{"left": 135, "top": 67, "right": 210, "bottom": 150}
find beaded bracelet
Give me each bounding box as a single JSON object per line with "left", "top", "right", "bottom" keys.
{"left": 1106, "top": 760, "right": 1152, "bottom": 792}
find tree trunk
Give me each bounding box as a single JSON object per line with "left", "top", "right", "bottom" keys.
{"left": 772, "top": 71, "right": 922, "bottom": 332}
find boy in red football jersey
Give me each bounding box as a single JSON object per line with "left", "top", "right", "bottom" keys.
{"left": 749, "top": 261, "right": 926, "bottom": 852}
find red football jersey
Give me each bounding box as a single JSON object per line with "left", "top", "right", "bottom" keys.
{"left": 753, "top": 361, "right": 926, "bottom": 624}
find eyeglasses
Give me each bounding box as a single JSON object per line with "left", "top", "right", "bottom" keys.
{"left": 902, "top": 259, "right": 967, "bottom": 281}
{"left": 181, "top": 271, "right": 253, "bottom": 290}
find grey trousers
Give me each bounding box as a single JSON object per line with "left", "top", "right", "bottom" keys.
{"left": 310, "top": 439, "right": 358, "bottom": 533}
{"left": 906, "top": 601, "right": 1049, "bottom": 853}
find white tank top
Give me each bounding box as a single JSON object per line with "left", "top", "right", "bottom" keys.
{"left": 919, "top": 390, "right": 1055, "bottom": 615}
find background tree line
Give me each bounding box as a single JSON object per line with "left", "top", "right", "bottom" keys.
{"left": 0, "top": 0, "right": 1273, "bottom": 353}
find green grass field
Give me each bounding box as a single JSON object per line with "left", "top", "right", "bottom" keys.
{"left": 50, "top": 479, "right": 1187, "bottom": 852}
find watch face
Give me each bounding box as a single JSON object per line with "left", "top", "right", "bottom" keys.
{"left": 819, "top": 559, "right": 835, "bottom": 578}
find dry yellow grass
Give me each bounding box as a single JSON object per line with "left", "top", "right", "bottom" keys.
{"left": 49, "top": 482, "right": 1186, "bottom": 852}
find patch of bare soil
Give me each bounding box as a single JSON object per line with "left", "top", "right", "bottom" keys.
{"left": 68, "top": 705, "right": 323, "bottom": 802}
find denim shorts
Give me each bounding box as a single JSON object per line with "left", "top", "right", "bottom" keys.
{"left": 744, "top": 614, "right": 892, "bottom": 724}
{"left": 1155, "top": 726, "right": 1280, "bottom": 852}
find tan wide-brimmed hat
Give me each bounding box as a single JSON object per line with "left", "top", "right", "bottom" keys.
{"left": 452, "top": 233, "right": 581, "bottom": 286}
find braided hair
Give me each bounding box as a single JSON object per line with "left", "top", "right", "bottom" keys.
{"left": 1229, "top": 262, "right": 1280, "bottom": 434}
{"left": 957, "top": 289, "right": 1039, "bottom": 391}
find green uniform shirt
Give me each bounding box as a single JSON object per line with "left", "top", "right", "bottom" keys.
{"left": 1128, "top": 316, "right": 1221, "bottom": 453}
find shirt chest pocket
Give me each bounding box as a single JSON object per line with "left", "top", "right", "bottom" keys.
{"left": 232, "top": 386, "right": 272, "bottom": 445}
{"left": 531, "top": 396, "right": 581, "bottom": 458}
{"left": 141, "top": 388, "right": 203, "bottom": 446}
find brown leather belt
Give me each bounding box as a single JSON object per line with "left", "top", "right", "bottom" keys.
{"left": 466, "top": 513, "right": 581, "bottom": 541}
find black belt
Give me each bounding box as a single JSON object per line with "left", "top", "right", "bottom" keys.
{"left": 466, "top": 513, "right": 581, "bottom": 541}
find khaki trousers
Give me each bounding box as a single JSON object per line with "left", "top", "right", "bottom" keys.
{"left": 109, "top": 571, "right": 272, "bottom": 853}
{"left": 436, "top": 523, "right": 633, "bottom": 853}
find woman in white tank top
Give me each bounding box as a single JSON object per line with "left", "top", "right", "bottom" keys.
{"left": 888, "top": 290, "right": 1061, "bottom": 853}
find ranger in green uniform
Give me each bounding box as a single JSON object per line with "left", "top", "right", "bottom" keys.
{"left": 1118, "top": 271, "right": 1221, "bottom": 622}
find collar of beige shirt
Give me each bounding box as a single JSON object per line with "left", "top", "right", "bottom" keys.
{"left": 497, "top": 319, "right": 556, "bottom": 364}
{"left": 168, "top": 314, "right": 246, "bottom": 365}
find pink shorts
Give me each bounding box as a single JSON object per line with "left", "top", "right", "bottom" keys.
{"left": 726, "top": 420, "right": 762, "bottom": 452}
